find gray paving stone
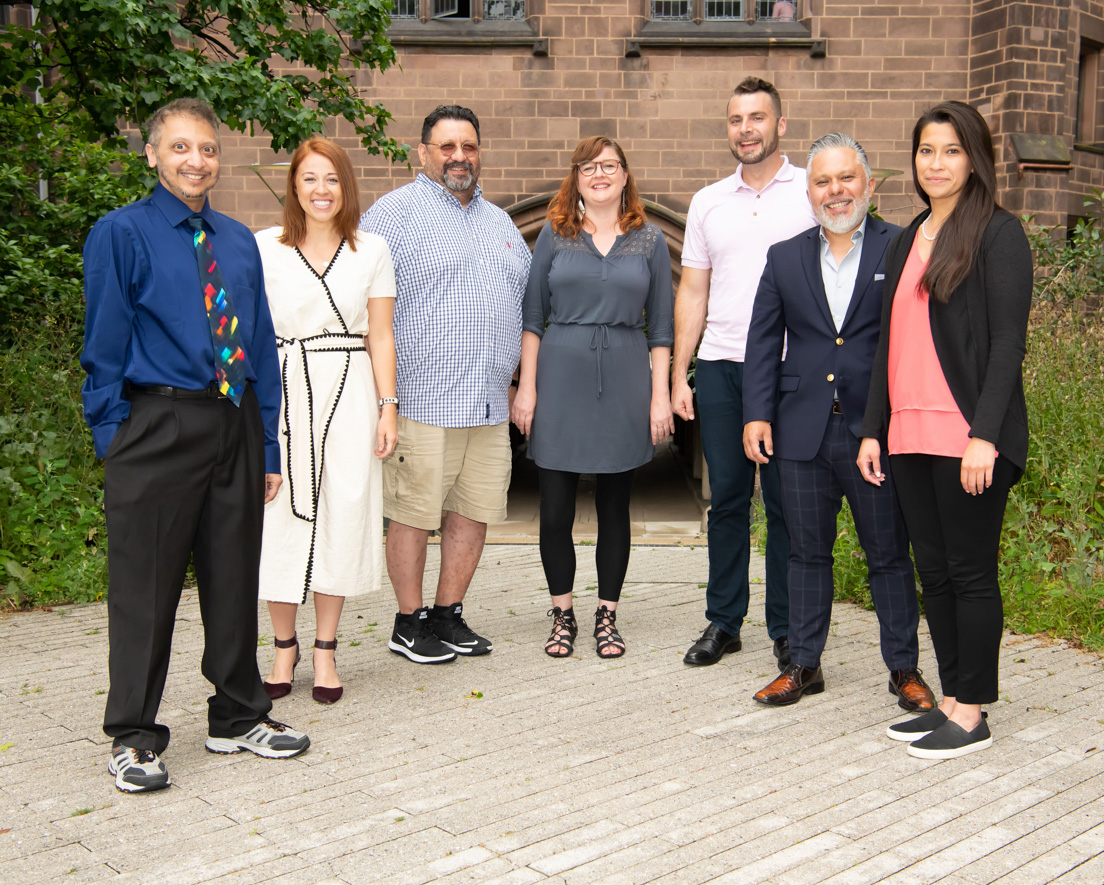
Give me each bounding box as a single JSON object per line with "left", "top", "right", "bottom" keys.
{"left": 1, "top": 545, "right": 1102, "bottom": 884}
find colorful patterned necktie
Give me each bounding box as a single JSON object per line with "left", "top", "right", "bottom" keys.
{"left": 188, "top": 214, "right": 246, "bottom": 406}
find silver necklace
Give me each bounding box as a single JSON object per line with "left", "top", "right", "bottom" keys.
{"left": 920, "top": 217, "right": 940, "bottom": 241}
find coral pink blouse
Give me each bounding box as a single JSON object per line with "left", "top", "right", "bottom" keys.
{"left": 887, "top": 235, "right": 973, "bottom": 458}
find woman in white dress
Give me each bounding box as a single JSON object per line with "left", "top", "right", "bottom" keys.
{"left": 255, "top": 137, "right": 397, "bottom": 704}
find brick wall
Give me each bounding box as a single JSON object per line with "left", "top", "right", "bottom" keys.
{"left": 215, "top": 1, "right": 1103, "bottom": 236}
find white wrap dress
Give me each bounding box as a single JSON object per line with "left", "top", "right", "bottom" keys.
{"left": 256, "top": 228, "right": 397, "bottom": 603}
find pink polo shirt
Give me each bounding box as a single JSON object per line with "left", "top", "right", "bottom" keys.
{"left": 681, "top": 157, "right": 816, "bottom": 361}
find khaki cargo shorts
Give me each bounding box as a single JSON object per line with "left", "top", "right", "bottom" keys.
{"left": 383, "top": 416, "right": 511, "bottom": 531}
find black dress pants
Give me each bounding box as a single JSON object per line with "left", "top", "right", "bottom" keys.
{"left": 102, "top": 386, "right": 272, "bottom": 753}
{"left": 890, "top": 452, "right": 1015, "bottom": 705}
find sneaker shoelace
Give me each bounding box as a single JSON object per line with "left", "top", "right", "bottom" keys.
{"left": 262, "top": 717, "right": 289, "bottom": 733}
{"left": 132, "top": 748, "right": 156, "bottom": 764}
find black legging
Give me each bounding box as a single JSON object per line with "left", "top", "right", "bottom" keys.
{"left": 538, "top": 467, "right": 636, "bottom": 603}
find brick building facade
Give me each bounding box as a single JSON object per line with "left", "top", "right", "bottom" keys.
{"left": 217, "top": 0, "right": 1104, "bottom": 242}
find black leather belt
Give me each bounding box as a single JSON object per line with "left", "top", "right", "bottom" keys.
{"left": 831, "top": 399, "right": 843, "bottom": 415}
{"left": 129, "top": 384, "right": 226, "bottom": 400}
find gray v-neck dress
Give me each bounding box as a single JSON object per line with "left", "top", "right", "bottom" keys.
{"left": 523, "top": 220, "right": 674, "bottom": 473}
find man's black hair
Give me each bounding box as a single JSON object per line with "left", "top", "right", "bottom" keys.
{"left": 421, "top": 105, "right": 481, "bottom": 144}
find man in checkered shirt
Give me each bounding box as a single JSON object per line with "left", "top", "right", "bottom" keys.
{"left": 360, "top": 105, "right": 531, "bottom": 665}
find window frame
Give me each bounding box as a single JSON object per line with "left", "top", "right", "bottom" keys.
{"left": 384, "top": 0, "right": 544, "bottom": 55}
{"left": 631, "top": 0, "right": 822, "bottom": 58}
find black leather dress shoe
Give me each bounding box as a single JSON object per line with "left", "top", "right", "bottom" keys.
{"left": 753, "top": 664, "right": 825, "bottom": 706}
{"left": 773, "top": 636, "right": 791, "bottom": 671}
{"left": 683, "top": 623, "right": 742, "bottom": 666}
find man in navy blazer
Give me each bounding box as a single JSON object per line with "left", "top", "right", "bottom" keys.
{"left": 742, "top": 133, "right": 935, "bottom": 710}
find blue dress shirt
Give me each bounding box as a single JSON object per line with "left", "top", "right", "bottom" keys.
{"left": 80, "top": 183, "right": 282, "bottom": 472}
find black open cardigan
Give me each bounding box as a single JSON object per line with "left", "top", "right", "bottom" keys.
{"left": 860, "top": 207, "right": 1033, "bottom": 477}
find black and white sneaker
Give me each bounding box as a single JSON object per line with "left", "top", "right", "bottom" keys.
{"left": 108, "top": 745, "right": 170, "bottom": 793}
{"left": 907, "top": 716, "right": 993, "bottom": 760}
{"left": 389, "top": 608, "right": 458, "bottom": 663}
{"left": 428, "top": 603, "right": 493, "bottom": 656}
{"left": 205, "top": 717, "right": 310, "bottom": 758}
{"left": 886, "top": 708, "right": 948, "bottom": 742}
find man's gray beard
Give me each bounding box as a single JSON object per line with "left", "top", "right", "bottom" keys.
{"left": 815, "top": 192, "right": 870, "bottom": 235}
{"left": 444, "top": 165, "right": 475, "bottom": 192}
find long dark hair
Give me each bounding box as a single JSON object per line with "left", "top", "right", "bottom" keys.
{"left": 547, "top": 136, "right": 646, "bottom": 239}
{"left": 912, "top": 101, "right": 998, "bottom": 303}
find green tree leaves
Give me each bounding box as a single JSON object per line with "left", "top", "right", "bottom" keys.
{"left": 2, "top": 0, "right": 402, "bottom": 157}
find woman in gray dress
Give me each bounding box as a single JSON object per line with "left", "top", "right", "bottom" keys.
{"left": 511, "top": 136, "right": 675, "bottom": 658}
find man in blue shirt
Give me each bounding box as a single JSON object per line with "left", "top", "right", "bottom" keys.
{"left": 360, "top": 106, "right": 530, "bottom": 665}
{"left": 81, "top": 98, "right": 309, "bottom": 793}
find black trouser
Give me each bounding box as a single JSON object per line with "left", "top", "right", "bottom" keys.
{"left": 890, "top": 453, "right": 1015, "bottom": 705}
{"left": 102, "top": 386, "right": 272, "bottom": 753}
{"left": 538, "top": 467, "right": 635, "bottom": 603}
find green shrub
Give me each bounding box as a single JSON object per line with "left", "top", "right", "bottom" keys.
{"left": 0, "top": 109, "right": 149, "bottom": 608}
{"left": 0, "top": 343, "right": 108, "bottom": 607}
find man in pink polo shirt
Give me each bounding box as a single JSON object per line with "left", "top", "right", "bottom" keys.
{"left": 672, "top": 77, "right": 816, "bottom": 669}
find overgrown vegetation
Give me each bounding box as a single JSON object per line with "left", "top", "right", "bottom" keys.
{"left": 0, "top": 117, "right": 149, "bottom": 606}
{"left": 1, "top": 1, "right": 403, "bottom": 608}
{"left": 830, "top": 199, "right": 1104, "bottom": 650}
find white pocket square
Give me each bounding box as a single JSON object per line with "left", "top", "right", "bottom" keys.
{"left": 874, "top": 273, "right": 885, "bottom": 281}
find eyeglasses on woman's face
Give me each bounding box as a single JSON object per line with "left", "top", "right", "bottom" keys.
{"left": 577, "top": 159, "right": 622, "bottom": 176}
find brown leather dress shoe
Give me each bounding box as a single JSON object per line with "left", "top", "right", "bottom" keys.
{"left": 888, "top": 668, "right": 936, "bottom": 712}
{"left": 753, "top": 664, "right": 825, "bottom": 706}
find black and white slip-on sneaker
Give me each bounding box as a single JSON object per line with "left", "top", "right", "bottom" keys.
{"left": 907, "top": 716, "right": 993, "bottom": 760}
{"left": 886, "top": 708, "right": 948, "bottom": 742}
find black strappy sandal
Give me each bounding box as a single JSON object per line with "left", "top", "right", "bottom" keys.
{"left": 594, "top": 605, "right": 625, "bottom": 658}
{"left": 545, "top": 607, "right": 578, "bottom": 658}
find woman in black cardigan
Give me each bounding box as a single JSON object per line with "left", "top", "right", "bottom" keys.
{"left": 857, "top": 101, "right": 1032, "bottom": 760}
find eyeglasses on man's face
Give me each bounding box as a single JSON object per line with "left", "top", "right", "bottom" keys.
{"left": 577, "top": 159, "right": 622, "bottom": 176}
{"left": 424, "top": 141, "right": 480, "bottom": 157}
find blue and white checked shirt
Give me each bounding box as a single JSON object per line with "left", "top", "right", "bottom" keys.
{"left": 360, "top": 174, "right": 531, "bottom": 428}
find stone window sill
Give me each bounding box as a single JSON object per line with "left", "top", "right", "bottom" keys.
{"left": 628, "top": 19, "right": 823, "bottom": 57}
{"left": 367, "top": 19, "right": 546, "bottom": 56}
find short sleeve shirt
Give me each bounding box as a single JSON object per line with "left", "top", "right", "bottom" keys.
{"left": 682, "top": 157, "right": 816, "bottom": 361}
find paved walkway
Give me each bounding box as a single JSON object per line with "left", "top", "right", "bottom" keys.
{"left": 2, "top": 545, "right": 1103, "bottom": 884}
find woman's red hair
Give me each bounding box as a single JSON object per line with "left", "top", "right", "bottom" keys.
{"left": 547, "top": 136, "right": 646, "bottom": 239}
{"left": 278, "top": 136, "right": 362, "bottom": 251}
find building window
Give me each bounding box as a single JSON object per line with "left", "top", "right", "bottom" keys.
{"left": 649, "top": 0, "right": 797, "bottom": 22}
{"left": 390, "top": 0, "right": 525, "bottom": 20}
{"left": 380, "top": 0, "right": 543, "bottom": 56}
{"left": 1077, "top": 38, "right": 1104, "bottom": 147}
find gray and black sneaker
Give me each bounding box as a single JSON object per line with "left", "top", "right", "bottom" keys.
{"left": 428, "top": 603, "right": 493, "bottom": 656}
{"left": 205, "top": 717, "right": 310, "bottom": 758}
{"left": 389, "top": 608, "right": 458, "bottom": 664}
{"left": 108, "top": 745, "right": 170, "bottom": 793}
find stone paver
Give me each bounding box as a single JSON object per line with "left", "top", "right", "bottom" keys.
{"left": 1, "top": 545, "right": 1102, "bottom": 884}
